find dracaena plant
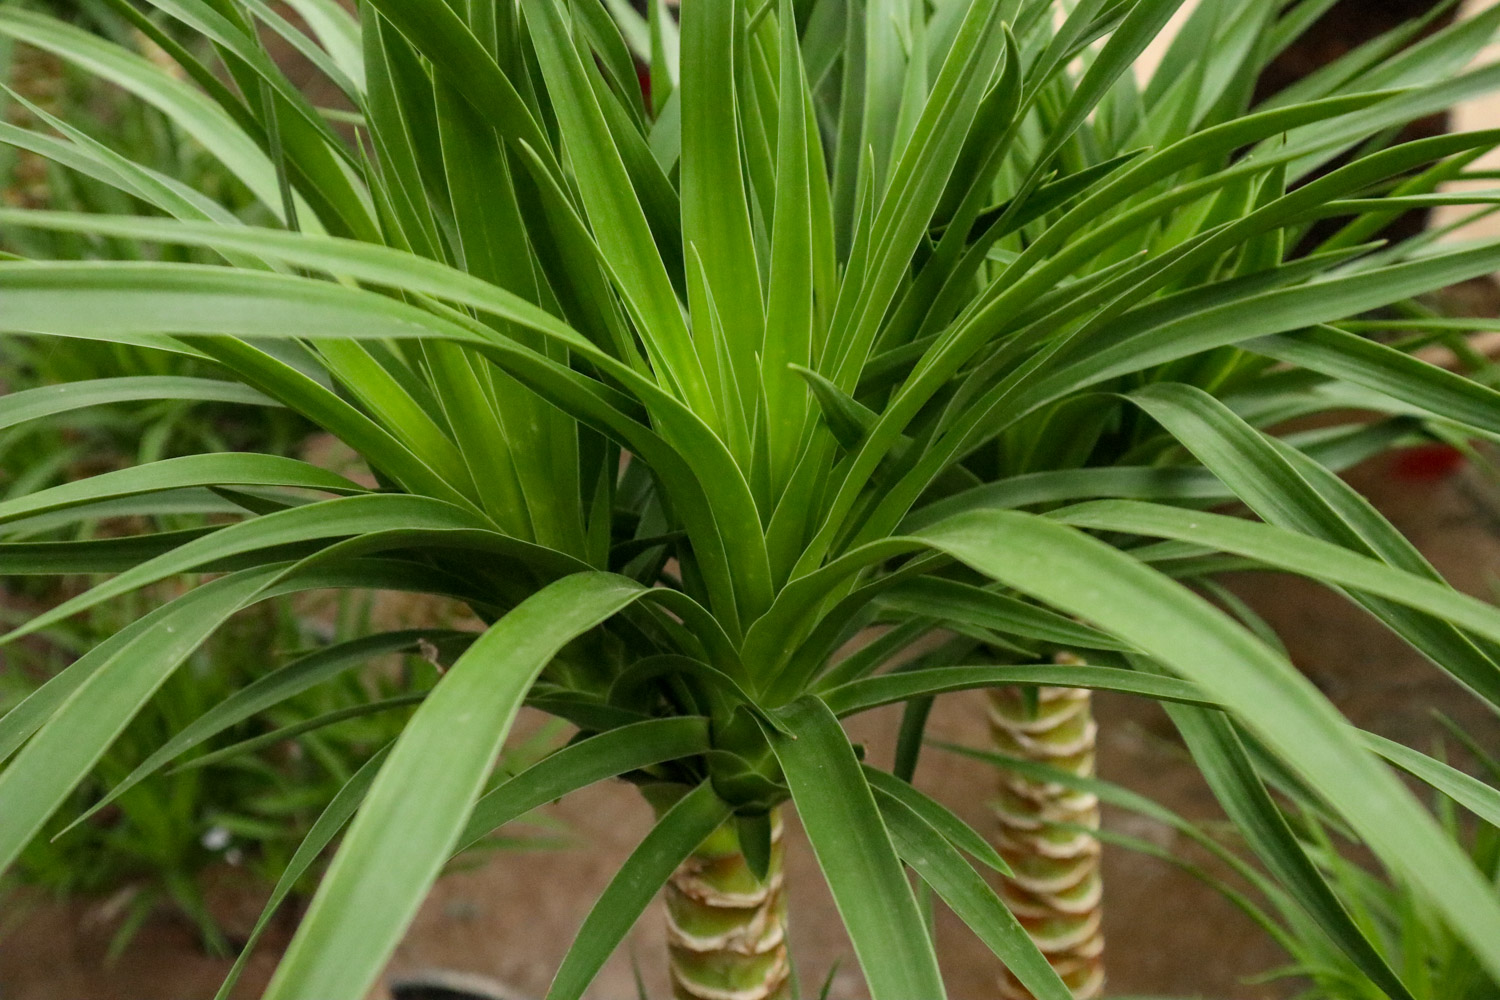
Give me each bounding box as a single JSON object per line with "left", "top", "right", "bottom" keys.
{"left": 6, "top": 0, "right": 1500, "bottom": 998}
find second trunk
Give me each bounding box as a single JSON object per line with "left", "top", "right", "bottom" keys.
{"left": 989, "top": 673, "right": 1105, "bottom": 999}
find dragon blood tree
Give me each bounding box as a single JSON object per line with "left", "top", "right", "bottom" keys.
{"left": 3, "top": 1, "right": 1500, "bottom": 999}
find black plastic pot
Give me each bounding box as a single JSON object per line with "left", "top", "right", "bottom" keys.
{"left": 389, "top": 970, "right": 524, "bottom": 1000}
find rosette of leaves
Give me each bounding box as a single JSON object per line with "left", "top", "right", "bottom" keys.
{"left": 3, "top": 1, "right": 1500, "bottom": 999}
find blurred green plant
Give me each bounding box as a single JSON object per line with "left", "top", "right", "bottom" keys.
{"left": 0, "top": 590, "right": 565, "bottom": 960}
{"left": 0, "top": 336, "right": 310, "bottom": 521}
{"left": 1, "top": 0, "right": 309, "bottom": 498}
{"left": 0, "top": 0, "right": 266, "bottom": 247}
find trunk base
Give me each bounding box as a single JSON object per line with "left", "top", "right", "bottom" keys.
{"left": 665, "top": 809, "right": 790, "bottom": 1000}
{"left": 990, "top": 677, "right": 1105, "bottom": 1000}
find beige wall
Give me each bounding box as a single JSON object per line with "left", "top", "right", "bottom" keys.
{"left": 1436, "top": 0, "right": 1500, "bottom": 239}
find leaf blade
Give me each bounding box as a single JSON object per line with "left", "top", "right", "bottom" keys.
{"left": 766, "top": 696, "right": 946, "bottom": 1000}
{"left": 263, "top": 572, "right": 647, "bottom": 1000}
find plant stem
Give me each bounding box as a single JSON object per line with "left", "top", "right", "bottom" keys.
{"left": 988, "top": 664, "right": 1104, "bottom": 999}
{"left": 665, "top": 808, "right": 790, "bottom": 1000}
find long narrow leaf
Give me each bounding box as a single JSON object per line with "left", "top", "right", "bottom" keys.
{"left": 915, "top": 510, "right": 1500, "bottom": 978}
{"left": 766, "top": 696, "right": 946, "bottom": 1000}
{"left": 262, "top": 573, "right": 646, "bottom": 1000}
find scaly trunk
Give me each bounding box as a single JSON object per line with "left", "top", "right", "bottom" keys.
{"left": 665, "top": 808, "right": 790, "bottom": 1000}
{"left": 988, "top": 667, "right": 1104, "bottom": 999}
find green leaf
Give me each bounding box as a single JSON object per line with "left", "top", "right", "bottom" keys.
{"left": 680, "top": 0, "right": 763, "bottom": 434}
{"left": 826, "top": 0, "right": 1008, "bottom": 388}
{"left": 517, "top": 0, "right": 712, "bottom": 420}
{"left": 1127, "top": 381, "right": 1500, "bottom": 704}
{"left": 933, "top": 737, "right": 1304, "bottom": 960}
{"left": 804, "top": 90, "right": 1403, "bottom": 566}
{"left": 795, "top": 363, "right": 877, "bottom": 450}
{"left": 1162, "top": 697, "right": 1416, "bottom": 1000}
{"left": 0, "top": 566, "right": 284, "bottom": 873}
{"left": 872, "top": 783, "right": 1070, "bottom": 1000}
{"left": 1038, "top": 0, "right": 1189, "bottom": 174}
{"left": 860, "top": 764, "right": 1009, "bottom": 875}
{"left": 822, "top": 664, "right": 1212, "bottom": 717}
{"left": 915, "top": 509, "right": 1500, "bottom": 980}
{"left": 313, "top": 340, "right": 475, "bottom": 495}
{"left": 3, "top": 494, "right": 499, "bottom": 645}
{"left": 214, "top": 745, "right": 391, "bottom": 1000}
{"left": 0, "top": 8, "right": 295, "bottom": 219}
{"left": 904, "top": 418, "right": 1406, "bottom": 532}
{"left": 1033, "top": 239, "right": 1500, "bottom": 405}
{"left": 0, "top": 528, "right": 223, "bottom": 575}
{"left": 1051, "top": 500, "right": 1500, "bottom": 682}
{"left": 0, "top": 217, "right": 768, "bottom": 630}
{"left": 0, "top": 112, "right": 248, "bottom": 236}
{"left": 190, "top": 337, "right": 474, "bottom": 509}
{"left": 456, "top": 717, "right": 713, "bottom": 853}
{"left": 174, "top": 693, "right": 426, "bottom": 771}
{"left": 904, "top": 464, "right": 1229, "bottom": 530}
{"left": 262, "top": 573, "right": 646, "bottom": 1000}
{"left": 761, "top": 0, "right": 816, "bottom": 495}
{"left": 545, "top": 780, "right": 731, "bottom": 1000}
{"left": 874, "top": 577, "right": 1130, "bottom": 652}
{"left": 766, "top": 696, "right": 946, "bottom": 1000}
{"left": 1361, "top": 730, "right": 1500, "bottom": 829}
{"left": 1250, "top": 324, "right": 1500, "bottom": 438}
{"left": 281, "top": 0, "right": 365, "bottom": 91}
{"left": 0, "top": 454, "right": 366, "bottom": 532}
{"left": 359, "top": 0, "right": 550, "bottom": 157}
{"left": 136, "top": 0, "right": 357, "bottom": 161}
{"left": 65, "top": 629, "right": 468, "bottom": 835}
{"left": 0, "top": 376, "right": 275, "bottom": 433}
